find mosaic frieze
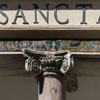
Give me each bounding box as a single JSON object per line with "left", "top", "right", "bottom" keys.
{"left": 0, "top": 40, "right": 100, "bottom": 52}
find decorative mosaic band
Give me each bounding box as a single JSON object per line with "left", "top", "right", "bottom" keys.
{"left": 0, "top": 40, "right": 100, "bottom": 52}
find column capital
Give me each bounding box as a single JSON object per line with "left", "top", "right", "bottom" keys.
{"left": 22, "top": 49, "right": 74, "bottom": 75}
{"left": 22, "top": 48, "right": 78, "bottom": 93}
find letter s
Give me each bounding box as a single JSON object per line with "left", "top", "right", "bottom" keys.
{"left": 0, "top": 4, "right": 8, "bottom": 25}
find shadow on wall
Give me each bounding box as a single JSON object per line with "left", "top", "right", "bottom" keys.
{"left": 0, "top": 77, "right": 38, "bottom": 100}
{"left": 68, "top": 77, "right": 100, "bottom": 100}
{"left": 0, "top": 77, "right": 99, "bottom": 100}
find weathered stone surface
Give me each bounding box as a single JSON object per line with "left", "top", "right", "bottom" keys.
{"left": 38, "top": 72, "right": 66, "bottom": 100}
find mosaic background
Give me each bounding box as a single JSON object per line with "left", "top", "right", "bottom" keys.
{"left": 0, "top": 40, "right": 100, "bottom": 52}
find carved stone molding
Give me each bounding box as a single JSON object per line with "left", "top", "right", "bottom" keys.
{"left": 22, "top": 48, "right": 78, "bottom": 93}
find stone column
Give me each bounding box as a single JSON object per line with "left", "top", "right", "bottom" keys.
{"left": 22, "top": 49, "right": 78, "bottom": 100}
{"left": 38, "top": 72, "right": 66, "bottom": 100}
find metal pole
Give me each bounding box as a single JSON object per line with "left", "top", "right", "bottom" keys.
{"left": 38, "top": 72, "right": 66, "bottom": 100}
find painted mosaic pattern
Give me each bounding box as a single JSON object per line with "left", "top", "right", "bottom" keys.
{"left": 0, "top": 40, "right": 100, "bottom": 52}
